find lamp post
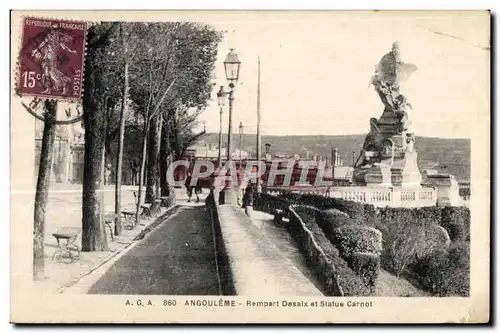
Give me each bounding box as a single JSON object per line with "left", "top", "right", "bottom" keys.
{"left": 219, "top": 48, "right": 241, "bottom": 205}
{"left": 216, "top": 86, "right": 226, "bottom": 166}
{"left": 239, "top": 122, "right": 244, "bottom": 165}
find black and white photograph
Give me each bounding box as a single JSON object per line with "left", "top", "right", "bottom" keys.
{"left": 9, "top": 10, "right": 490, "bottom": 323}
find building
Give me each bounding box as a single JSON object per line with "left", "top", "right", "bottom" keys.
{"left": 34, "top": 109, "right": 85, "bottom": 184}
{"left": 186, "top": 142, "right": 250, "bottom": 161}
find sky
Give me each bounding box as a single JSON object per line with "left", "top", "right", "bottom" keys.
{"left": 196, "top": 11, "right": 489, "bottom": 139}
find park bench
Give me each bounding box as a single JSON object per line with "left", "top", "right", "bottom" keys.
{"left": 154, "top": 199, "right": 163, "bottom": 212}
{"left": 104, "top": 213, "right": 119, "bottom": 241}
{"left": 120, "top": 211, "right": 136, "bottom": 230}
{"left": 159, "top": 196, "right": 170, "bottom": 207}
{"left": 140, "top": 203, "right": 153, "bottom": 218}
{"left": 52, "top": 227, "right": 81, "bottom": 263}
{"left": 271, "top": 208, "right": 288, "bottom": 223}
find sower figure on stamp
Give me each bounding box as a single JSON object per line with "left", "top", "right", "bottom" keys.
{"left": 33, "top": 30, "right": 77, "bottom": 95}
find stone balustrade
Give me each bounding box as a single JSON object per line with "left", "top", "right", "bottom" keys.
{"left": 265, "top": 185, "right": 438, "bottom": 208}
{"left": 458, "top": 181, "right": 470, "bottom": 201}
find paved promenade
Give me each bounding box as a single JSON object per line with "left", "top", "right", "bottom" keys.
{"left": 88, "top": 203, "right": 219, "bottom": 295}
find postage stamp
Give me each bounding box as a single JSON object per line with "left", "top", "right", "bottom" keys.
{"left": 17, "top": 17, "right": 87, "bottom": 100}
{"left": 9, "top": 10, "right": 490, "bottom": 324}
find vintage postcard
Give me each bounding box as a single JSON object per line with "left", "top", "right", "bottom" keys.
{"left": 10, "top": 10, "right": 490, "bottom": 323}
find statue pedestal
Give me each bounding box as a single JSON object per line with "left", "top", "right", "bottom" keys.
{"left": 423, "top": 174, "right": 462, "bottom": 206}
{"left": 353, "top": 163, "right": 392, "bottom": 187}
{"left": 391, "top": 150, "right": 422, "bottom": 188}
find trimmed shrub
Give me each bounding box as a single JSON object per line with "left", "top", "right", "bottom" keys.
{"left": 259, "top": 192, "right": 469, "bottom": 293}
{"left": 440, "top": 206, "right": 470, "bottom": 241}
{"left": 445, "top": 241, "right": 470, "bottom": 296}
{"left": 313, "top": 207, "right": 382, "bottom": 288}
{"left": 333, "top": 225, "right": 383, "bottom": 258}
{"left": 381, "top": 217, "right": 448, "bottom": 277}
{"left": 321, "top": 208, "right": 350, "bottom": 219}
{"left": 351, "top": 251, "right": 381, "bottom": 288}
{"left": 428, "top": 224, "right": 452, "bottom": 247}
{"left": 253, "top": 193, "right": 289, "bottom": 214}
{"left": 331, "top": 199, "right": 366, "bottom": 219}
{"left": 316, "top": 209, "right": 364, "bottom": 233}
{"left": 291, "top": 206, "right": 371, "bottom": 296}
{"left": 411, "top": 241, "right": 469, "bottom": 296}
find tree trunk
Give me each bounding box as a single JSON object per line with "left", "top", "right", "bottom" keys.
{"left": 82, "top": 95, "right": 109, "bottom": 252}
{"left": 114, "top": 57, "right": 128, "bottom": 236}
{"left": 160, "top": 119, "right": 171, "bottom": 198}
{"left": 146, "top": 112, "right": 163, "bottom": 204}
{"left": 135, "top": 120, "right": 148, "bottom": 226}
{"left": 145, "top": 113, "right": 159, "bottom": 204}
{"left": 155, "top": 116, "right": 163, "bottom": 198}
{"left": 81, "top": 24, "right": 115, "bottom": 252}
{"left": 33, "top": 100, "right": 57, "bottom": 280}
{"left": 100, "top": 130, "right": 108, "bottom": 240}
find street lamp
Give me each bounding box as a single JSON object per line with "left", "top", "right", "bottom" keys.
{"left": 224, "top": 48, "right": 241, "bottom": 89}
{"left": 239, "top": 121, "right": 244, "bottom": 165}
{"left": 216, "top": 85, "right": 226, "bottom": 166}
{"left": 219, "top": 48, "right": 241, "bottom": 205}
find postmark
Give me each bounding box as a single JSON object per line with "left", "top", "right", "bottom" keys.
{"left": 17, "top": 17, "right": 87, "bottom": 100}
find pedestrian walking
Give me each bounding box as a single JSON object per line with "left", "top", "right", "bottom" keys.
{"left": 185, "top": 172, "right": 193, "bottom": 203}
{"left": 194, "top": 183, "right": 202, "bottom": 203}
{"left": 242, "top": 183, "right": 254, "bottom": 217}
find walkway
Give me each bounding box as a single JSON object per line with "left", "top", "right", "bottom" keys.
{"left": 250, "top": 210, "right": 324, "bottom": 293}
{"left": 87, "top": 203, "right": 219, "bottom": 295}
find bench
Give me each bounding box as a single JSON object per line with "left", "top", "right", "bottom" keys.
{"left": 104, "top": 213, "right": 119, "bottom": 241}
{"left": 52, "top": 228, "right": 81, "bottom": 262}
{"left": 150, "top": 200, "right": 163, "bottom": 215}
{"left": 121, "top": 211, "right": 136, "bottom": 230}
{"left": 140, "top": 203, "right": 153, "bottom": 218}
{"left": 271, "top": 208, "right": 288, "bottom": 223}
{"left": 159, "top": 196, "right": 170, "bottom": 207}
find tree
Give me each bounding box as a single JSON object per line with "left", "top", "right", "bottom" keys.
{"left": 33, "top": 100, "right": 58, "bottom": 280}
{"left": 114, "top": 23, "right": 130, "bottom": 236}
{"left": 127, "top": 22, "right": 182, "bottom": 223}
{"left": 154, "top": 23, "right": 222, "bottom": 197}
{"left": 159, "top": 105, "right": 207, "bottom": 198}
{"left": 78, "top": 22, "right": 223, "bottom": 239}
{"left": 81, "top": 22, "right": 119, "bottom": 251}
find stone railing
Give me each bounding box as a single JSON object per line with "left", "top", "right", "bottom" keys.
{"left": 458, "top": 181, "right": 470, "bottom": 201}
{"left": 265, "top": 185, "right": 438, "bottom": 208}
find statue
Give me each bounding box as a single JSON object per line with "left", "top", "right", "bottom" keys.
{"left": 353, "top": 42, "right": 422, "bottom": 188}
{"left": 370, "top": 41, "right": 417, "bottom": 134}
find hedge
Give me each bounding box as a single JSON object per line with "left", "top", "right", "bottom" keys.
{"left": 253, "top": 193, "right": 289, "bottom": 214}
{"left": 316, "top": 209, "right": 363, "bottom": 231}
{"left": 333, "top": 225, "right": 383, "bottom": 258}
{"left": 411, "top": 241, "right": 469, "bottom": 296}
{"left": 351, "top": 251, "right": 381, "bottom": 289}
{"left": 440, "top": 206, "right": 470, "bottom": 242}
{"left": 315, "top": 209, "right": 382, "bottom": 289}
{"left": 291, "top": 205, "right": 371, "bottom": 296}
{"left": 381, "top": 215, "right": 451, "bottom": 277}
{"left": 257, "top": 192, "right": 469, "bottom": 294}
